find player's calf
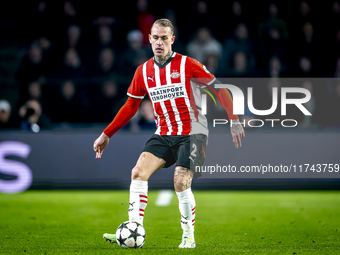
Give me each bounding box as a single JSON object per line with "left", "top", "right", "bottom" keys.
{"left": 128, "top": 179, "right": 148, "bottom": 225}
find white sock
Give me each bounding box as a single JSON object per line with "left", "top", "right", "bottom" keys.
{"left": 176, "top": 187, "right": 196, "bottom": 239}
{"left": 128, "top": 180, "right": 148, "bottom": 225}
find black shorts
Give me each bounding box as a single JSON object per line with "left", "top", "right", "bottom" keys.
{"left": 142, "top": 134, "right": 208, "bottom": 170}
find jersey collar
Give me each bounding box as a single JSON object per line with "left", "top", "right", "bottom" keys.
{"left": 153, "top": 52, "right": 176, "bottom": 69}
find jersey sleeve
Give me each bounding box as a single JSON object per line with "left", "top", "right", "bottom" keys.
{"left": 127, "top": 65, "right": 146, "bottom": 99}
{"left": 186, "top": 57, "right": 216, "bottom": 86}
{"left": 103, "top": 97, "right": 142, "bottom": 137}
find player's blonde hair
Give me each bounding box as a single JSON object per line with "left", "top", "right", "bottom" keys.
{"left": 151, "top": 18, "right": 174, "bottom": 35}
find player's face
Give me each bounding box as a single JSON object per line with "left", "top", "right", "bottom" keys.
{"left": 149, "top": 25, "right": 175, "bottom": 58}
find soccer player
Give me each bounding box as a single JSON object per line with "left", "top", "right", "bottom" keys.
{"left": 93, "top": 18, "right": 245, "bottom": 248}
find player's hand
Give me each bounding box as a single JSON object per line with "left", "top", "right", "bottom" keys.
{"left": 93, "top": 132, "right": 110, "bottom": 159}
{"left": 230, "top": 119, "right": 245, "bottom": 148}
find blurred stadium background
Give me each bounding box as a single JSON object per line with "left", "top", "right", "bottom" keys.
{"left": 0, "top": 0, "right": 339, "bottom": 192}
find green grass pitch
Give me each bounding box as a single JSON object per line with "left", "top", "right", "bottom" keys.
{"left": 0, "top": 190, "right": 340, "bottom": 254}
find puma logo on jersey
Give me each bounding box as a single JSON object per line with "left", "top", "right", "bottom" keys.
{"left": 147, "top": 76, "right": 154, "bottom": 82}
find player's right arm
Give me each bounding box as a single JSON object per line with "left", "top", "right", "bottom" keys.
{"left": 93, "top": 97, "right": 142, "bottom": 159}
{"left": 93, "top": 65, "right": 146, "bottom": 159}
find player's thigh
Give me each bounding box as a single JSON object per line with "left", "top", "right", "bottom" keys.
{"left": 132, "top": 152, "right": 166, "bottom": 180}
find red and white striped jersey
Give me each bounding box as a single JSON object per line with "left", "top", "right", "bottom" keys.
{"left": 127, "top": 52, "right": 215, "bottom": 136}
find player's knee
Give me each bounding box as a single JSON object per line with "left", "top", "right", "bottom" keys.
{"left": 131, "top": 166, "right": 146, "bottom": 181}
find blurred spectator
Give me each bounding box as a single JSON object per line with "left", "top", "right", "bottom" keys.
{"left": 223, "top": 1, "right": 249, "bottom": 38}
{"left": 232, "top": 1, "right": 243, "bottom": 17}
{"left": 61, "top": 1, "right": 78, "bottom": 28}
{"left": 64, "top": 1, "right": 76, "bottom": 18}
{"left": 226, "top": 51, "right": 252, "bottom": 77}
{"left": 0, "top": 100, "right": 12, "bottom": 129}
{"left": 88, "top": 25, "right": 117, "bottom": 73}
{"left": 92, "top": 79, "right": 120, "bottom": 123}
{"left": 137, "top": 100, "right": 156, "bottom": 130}
{"left": 186, "top": 27, "right": 222, "bottom": 63}
{"left": 297, "top": 55, "right": 315, "bottom": 77}
{"left": 18, "top": 99, "right": 50, "bottom": 131}
{"left": 17, "top": 41, "right": 46, "bottom": 86}
{"left": 258, "top": 2, "right": 289, "bottom": 66}
{"left": 19, "top": 100, "right": 41, "bottom": 130}
{"left": 51, "top": 80, "right": 90, "bottom": 123}
{"left": 184, "top": 1, "right": 219, "bottom": 41}
{"left": 233, "top": 52, "right": 247, "bottom": 76}
{"left": 99, "top": 48, "right": 115, "bottom": 73}
{"left": 264, "top": 55, "right": 290, "bottom": 77}
{"left": 27, "top": 81, "right": 42, "bottom": 101}
{"left": 203, "top": 54, "right": 220, "bottom": 75}
{"left": 26, "top": 81, "right": 52, "bottom": 120}
{"left": 98, "top": 26, "right": 113, "bottom": 48}
{"left": 269, "top": 56, "right": 282, "bottom": 77}
{"left": 63, "top": 24, "right": 93, "bottom": 69}
{"left": 303, "top": 21, "right": 313, "bottom": 45}
{"left": 121, "top": 30, "right": 150, "bottom": 77}
{"left": 288, "top": 1, "right": 316, "bottom": 40}
{"left": 300, "top": 0, "right": 312, "bottom": 19}
{"left": 67, "top": 24, "right": 81, "bottom": 49}
{"left": 222, "top": 23, "right": 255, "bottom": 76}
{"left": 231, "top": 1, "right": 243, "bottom": 23}
{"left": 92, "top": 16, "right": 121, "bottom": 50}
{"left": 91, "top": 47, "right": 117, "bottom": 78}
{"left": 37, "top": 37, "right": 52, "bottom": 52}
{"left": 54, "top": 48, "right": 86, "bottom": 79}
{"left": 136, "top": 0, "right": 155, "bottom": 45}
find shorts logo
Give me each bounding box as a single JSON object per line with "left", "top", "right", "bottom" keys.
{"left": 170, "top": 71, "right": 180, "bottom": 79}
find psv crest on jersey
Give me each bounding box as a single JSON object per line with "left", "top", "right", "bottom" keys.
{"left": 170, "top": 71, "right": 181, "bottom": 79}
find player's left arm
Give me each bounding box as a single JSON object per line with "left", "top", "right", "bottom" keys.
{"left": 190, "top": 58, "right": 245, "bottom": 148}
{"left": 211, "top": 79, "right": 245, "bottom": 148}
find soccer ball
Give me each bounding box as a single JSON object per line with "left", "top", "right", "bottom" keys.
{"left": 115, "top": 221, "right": 145, "bottom": 248}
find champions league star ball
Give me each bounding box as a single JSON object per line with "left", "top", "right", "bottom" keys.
{"left": 115, "top": 221, "right": 146, "bottom": 248}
